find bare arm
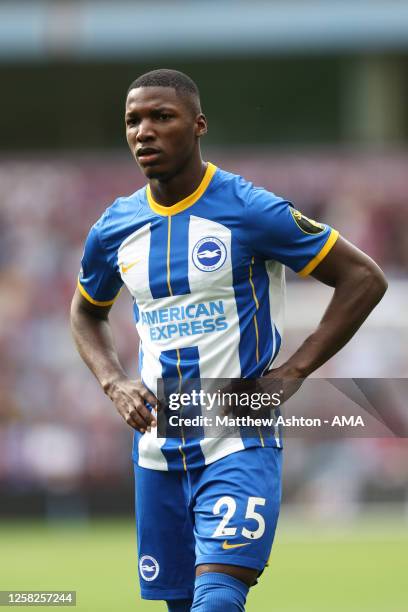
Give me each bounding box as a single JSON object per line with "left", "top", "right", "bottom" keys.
{"left": 70, "top": 288, "right": 158, "bottom": 432}
{"left": 268, "top": 236, "right": 388, "bottom": 379}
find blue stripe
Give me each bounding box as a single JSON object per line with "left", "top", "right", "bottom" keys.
{"left": 261, "top": 324, "right": 282, "bottom": 375}
{"left": 169, "top": 215, "right": 190, "bottom": 295}
{"left": 132, "top": 343, "right": 145, "bottom": 464}
{"left": 273, "top": 327, "right": 282, "bottom": 365}
{"left": 133, "top": 301, "right": 140, "bottom": 323}
{"left": 232, "top": 257, "right": 275, "bottom": 378}
{"left": 258, "top": 325, "right": 283, "bottom": 448}
{"left": 231, "top": 256, "right": 283, "bottom": 448}
{"left": 178, "top": 346, "right": 200, "bottom": 379}
{"left": 251, "top": 259, "right": 275, "bottom": 374}
{"left": 138, "top": 342, "right": 144, "bottom": 374}
{"left": 232, "top": 260, "right": 255, "bottom": 378}
{"left": 149, "top": 218, "right": 171, "bottom": 298}
{"left": 176, "top": 347, "right": 205, "bottom": 453}
{"left": 159, "top": 350, "right": 185, "bottom": 470}
{"left": 159, "top": 347, "right": 206, "bottom": 470}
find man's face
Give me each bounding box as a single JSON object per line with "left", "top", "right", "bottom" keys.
{"left": 125, "top": 86, "right": 206, "bottom": 180}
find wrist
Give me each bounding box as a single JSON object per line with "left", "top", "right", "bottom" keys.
{"left": 272, "top": 362, "right": 310, "bottom": 379}
{"left": 101, "top": 373, "right": 128, "bottom": 397}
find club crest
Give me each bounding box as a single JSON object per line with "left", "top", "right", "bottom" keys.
{"left": 192, "top": 237, "right": 227, "bottom": 272}
{"left": 139, "top": 555, "right": 160, "bottom": 581}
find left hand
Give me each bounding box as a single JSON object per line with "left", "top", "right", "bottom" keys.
{"left": 262, "top": 365, "right": 304, "bottom": 408}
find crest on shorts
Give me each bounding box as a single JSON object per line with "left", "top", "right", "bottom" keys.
{"left": 139, "top": 555, "right": 160, "bottom": 581}
{"left": 290, "top": 209, "right": 325, "bottom": 234}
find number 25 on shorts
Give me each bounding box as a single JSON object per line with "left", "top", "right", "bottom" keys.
{"left": 212, "top": 496, "right": 266, "bottom": 540}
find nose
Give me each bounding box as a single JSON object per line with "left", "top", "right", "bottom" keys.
{"left": 136, "top": 118, "right": 155, "bottom": 142}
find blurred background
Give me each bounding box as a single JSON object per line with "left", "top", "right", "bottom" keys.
{"left": 0, "top": 1, "right": 407, "bottom": 610}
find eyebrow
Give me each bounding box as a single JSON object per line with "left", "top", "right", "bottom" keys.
{"left": 125, "top": 105, "right": 176, "bottom": 116}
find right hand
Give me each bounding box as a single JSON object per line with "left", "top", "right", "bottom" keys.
{"left": 105, "top": 376, "right": 159, "bottom": 433}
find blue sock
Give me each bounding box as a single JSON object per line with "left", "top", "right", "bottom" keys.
{"left": 166, "top": 599, "right": 193, "bottom": 612}
{"left": 191, "top": 572, "right": 249, "bottom": 611}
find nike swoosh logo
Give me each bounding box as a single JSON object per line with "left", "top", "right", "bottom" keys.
{"left": 222, "top": 540, "right": 251, "bottom": 550}
{"left": 121, "top": 259, "right": 140, "bottom": 274}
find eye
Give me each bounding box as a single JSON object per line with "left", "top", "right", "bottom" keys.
{"left": 159, "top": 113, "right": 172, "bottom": 121}
{"left": 126, "top": 116, "right": 139, "bottom": 127}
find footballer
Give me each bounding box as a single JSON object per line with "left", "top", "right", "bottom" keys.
{"left": 71, "top": 69, "right": 387, "bottom": 611}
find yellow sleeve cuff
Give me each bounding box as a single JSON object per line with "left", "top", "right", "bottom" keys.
{"left": 77, "top": 278, "right": 120, "bottom": 307}
{"left": 298, "top": 229, "right": 340, "bottom": 277}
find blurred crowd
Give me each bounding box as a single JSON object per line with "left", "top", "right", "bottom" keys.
{"left": 0, "top": 152, "right": 407, "bottom": 515}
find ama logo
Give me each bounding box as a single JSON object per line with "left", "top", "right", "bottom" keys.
{"left": 192, "top": 237, "right": 227, "bottom": 272}
{"left": 139, "top": 555, "right": 160, "bottom": 581}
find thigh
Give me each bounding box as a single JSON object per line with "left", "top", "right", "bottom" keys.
{"left": 134, "top": 463, "right": 195, "bottom": 600}
{"left": 192, "top": 447, "right": 282, "bottom": 573}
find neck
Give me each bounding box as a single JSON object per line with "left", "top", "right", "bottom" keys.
{"left": 148, "top": 153, "right": 207, "bottom": 207}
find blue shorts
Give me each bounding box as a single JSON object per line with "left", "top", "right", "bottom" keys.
{"left": 134, "top": 446, "right": 282, "bottom": 601}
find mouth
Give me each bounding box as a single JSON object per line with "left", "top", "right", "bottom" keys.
{"left": 136, "top": 147, "right": 162, "bottom": 165}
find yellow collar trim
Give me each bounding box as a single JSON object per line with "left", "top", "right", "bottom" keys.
{"left": 146, "top": 162, "right": 217, "bottom": 216}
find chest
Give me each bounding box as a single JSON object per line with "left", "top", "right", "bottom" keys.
{"left": 117, "top": 214, "right": 249, "bottom": 302}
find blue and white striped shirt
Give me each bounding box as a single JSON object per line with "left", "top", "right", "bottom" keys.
{"left": 78, "top": 163, "right": 339, "bottom": 470}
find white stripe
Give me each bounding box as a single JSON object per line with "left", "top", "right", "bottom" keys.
{"left": 118, "top": 222, "right": 153, "bottom": 301}
{"left": 264, "top": 261, "right": 285, "bottom": 447}
{"left": 188, "top": 215, "right": 241, "bottom": 378}
{"left": 137, "top": 345, "right": 169, "bottom": 471}
{"left": 262, "top": 321, "right": 276, "bottom": 377}
{"left": 119, "top": 224, "right": 169, "bottom": 470}
{"left": 188, "top": 216, "right": 245, "bottom": 463}
{"left": 265, "top": 260, "right": 285, "bottom": 349}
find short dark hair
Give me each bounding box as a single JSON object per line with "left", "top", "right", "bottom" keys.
{"left": 127, "top": 68, "right": 201, "bottom": 114}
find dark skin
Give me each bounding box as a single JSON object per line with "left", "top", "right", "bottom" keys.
{"left": 71, "top": 86, "right": 388, "bottom": 588}
{"left": 125, "top": 86, "right": 208, "bottom": 203}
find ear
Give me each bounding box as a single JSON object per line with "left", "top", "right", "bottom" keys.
{"left": 195, "top": 113, "right": 208, "bottom": 138}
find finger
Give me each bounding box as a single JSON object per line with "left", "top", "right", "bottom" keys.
{"left": 138, "top": 386, "right": 160, "bottom": 409}
{"left": 132, "top": 400, "right": 157, "bottom": 429}
{"left": 115, "top": 398, "right": 148, "bottom": 432}
{"left": 129, "top": 405, "right": 150, "bottom": 429}
{"left": 125, "top": 411, "right": 146, "bottom": 433}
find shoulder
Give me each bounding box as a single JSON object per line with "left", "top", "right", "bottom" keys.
{"left": 214, "top": 165, "right": 286, "bottom": 211}
{"left": 213, "top": 166, "right": 253, "bottom": 202}
{"left": 247, "top": 186, "right": 291, "bottom": 221}
{"left": 92, "top": 188, "right": 147, "bottom": 247}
